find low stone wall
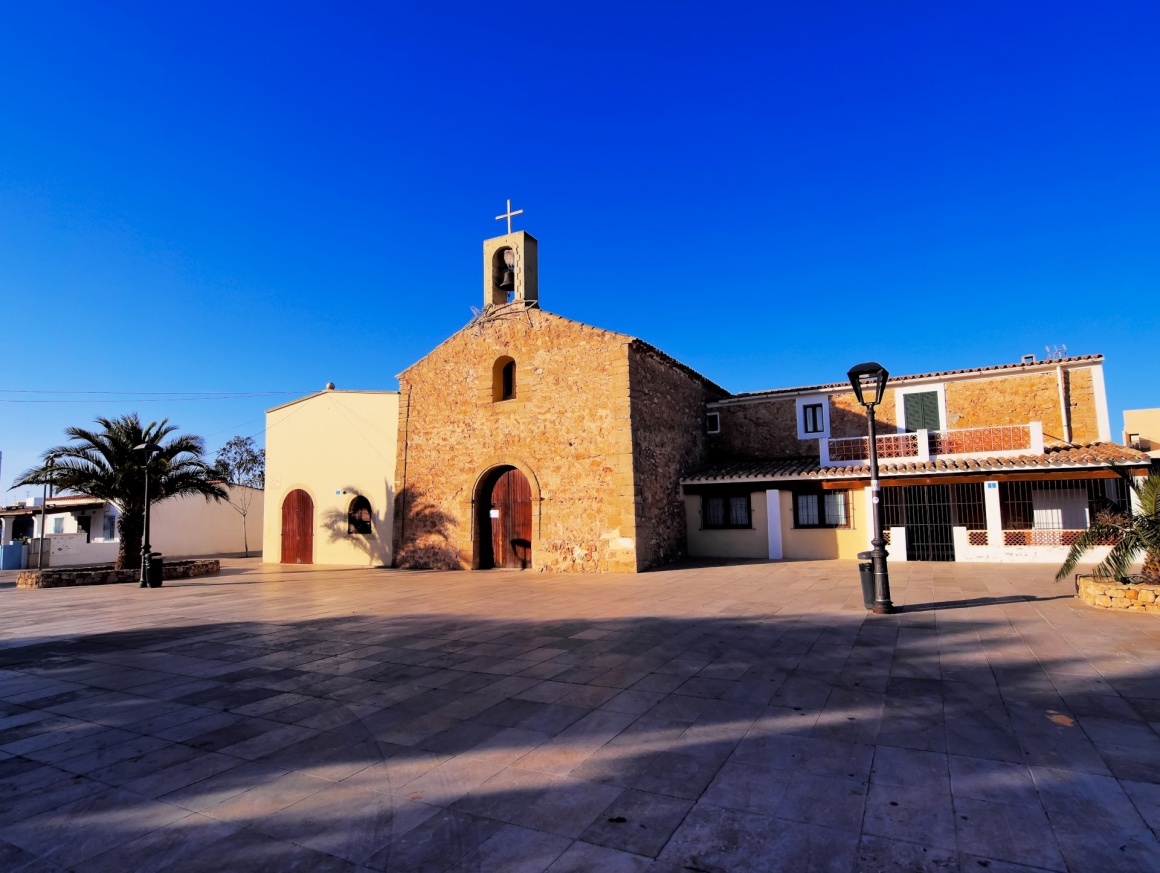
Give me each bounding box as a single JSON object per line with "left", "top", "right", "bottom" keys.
{"left": 16, "top": 559, "right": 220, "bottom": 590}
{"left": 1077, "top": 575, "right": 1160, "bottom": 613}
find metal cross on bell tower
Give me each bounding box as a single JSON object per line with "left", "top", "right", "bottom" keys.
{"left": 495, "top": 199, "right": 524, "bottom": 235}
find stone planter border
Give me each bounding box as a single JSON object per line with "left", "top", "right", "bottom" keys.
{"left": 16, "top": 559, "right": 221, "bottom": 590}
{"left": 1076, "top": 574, "right": 1160, "bottom": 613}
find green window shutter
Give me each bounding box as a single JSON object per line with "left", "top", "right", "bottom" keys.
{"left": 922, "top": 392, "right": 940, "bottom": 431}
{"left": 904, "top": 391, "right": 940, "bottom": 431}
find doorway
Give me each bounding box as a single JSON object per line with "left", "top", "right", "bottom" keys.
{"left": 281, "top": 489, "right": 314, "bottom": 564}
{"left": 884, "top": 485, "right": 955, "bottom": 562}
{"left": 478, "top": 466, "right": 532, "bottom": 569}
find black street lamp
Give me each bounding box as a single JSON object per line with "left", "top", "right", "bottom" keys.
{"left": 36, "top": 453, "right": 58, "bottom": 570}
{"left": 847, "top": 362, "right": 895, "bottom": 615}
{"left": 133, "top": 442, "right": 162, "bottom": 587}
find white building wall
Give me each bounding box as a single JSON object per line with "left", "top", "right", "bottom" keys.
{"left": 151, "top": 485, "right": 264, "bottom": 558}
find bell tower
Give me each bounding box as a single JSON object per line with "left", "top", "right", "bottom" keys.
{"left": 483, "top": 200, "right": 538, "bottom": 308}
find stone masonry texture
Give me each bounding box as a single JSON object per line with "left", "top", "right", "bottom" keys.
{"left": 627, "top": 341, "right": 725, "bottom": 569}
{"left": 394, "top": 308, "right": 718, "bottom": 573}
{"left": 946, "top": 366, "right": 1099, "bottom": 445}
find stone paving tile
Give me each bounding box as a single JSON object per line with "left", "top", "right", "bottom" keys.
{"left": 362, "top": 807, "right": 503, "bottom": 872}
{"left": 2, "top": 558, "right": 1160, "bottom": 870}
{"left": 1030, "top": 765, "right": 1160, "bottom": 872}
{"left": 511, "top": 776, "right": 625, "bottom": 838}
{"left": 546, "top": 840, "right": 653, "bottom": 872}
{"left": 579, "top": 788, "right": 693, "bottom": 857}
{"left": 856, "top": 834, "right": 960, "bottom": 873}
{"left": 445, "top": 823, "right": 572, "bottom": 872}
{"left": 656, "top": 802, "right": 860, "bottom": 872}
{"left": 0, "top": 786, "right": 189, "bottom": 867}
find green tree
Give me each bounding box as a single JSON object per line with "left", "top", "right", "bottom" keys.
{"left": 212, "top": 435, "right": 266, "bottom": 557}
{"left": 1056, "top": 472, "right": 1160, "bottom": 583}
{"left": 14, "top": 414, "right": 226, "bottom": 570}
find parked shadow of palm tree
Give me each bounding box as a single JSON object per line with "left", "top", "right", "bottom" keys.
{"left": 2, "top": 597, "right": 1159, "bottom": 871}
{"left": 320, "top": 483, "right": 392, "bottom": 567}
{"left": 393, "top": 485, "right": 461, "bottom": 570}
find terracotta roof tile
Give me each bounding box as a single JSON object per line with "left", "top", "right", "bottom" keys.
{"left": 724, "top": 354, "right": 1104, "bottom": 401}
{"left": 683, "top": 442, "right": 1151, "bottom": 484}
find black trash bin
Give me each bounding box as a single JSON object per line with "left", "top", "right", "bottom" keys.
{"left": 857, "top": 551, "right": 874, "bottom": 609}
{"left": 147, "top": 552, "right": 164, "bottom": 588}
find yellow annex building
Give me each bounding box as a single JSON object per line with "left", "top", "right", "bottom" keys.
{"left": 262, "top": 389, "right": 397, "bottom": 567}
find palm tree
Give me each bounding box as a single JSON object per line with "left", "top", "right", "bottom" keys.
{"left": 14, "top": 414, "right": 227, "bottom": 570}
{"left": 1056, "top": 472, "right": 1160, "bottom": 583}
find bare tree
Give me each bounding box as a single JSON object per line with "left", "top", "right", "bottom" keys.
{"left": 213, "top": 436, "right": 265, "bottom": 557}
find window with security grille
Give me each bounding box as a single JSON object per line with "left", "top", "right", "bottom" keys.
{"left": 347, "top": 495, "right": 373, "bottom": 535}
{"left": 795, "top": 490, "right": 852, "bottom": 528}
{"left": 702, "top": 493, "right": 752, "bottom": 529}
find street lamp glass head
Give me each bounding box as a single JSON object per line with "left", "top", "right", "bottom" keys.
{"left": 133, "top": 442, "right": 163, "bottom": 458}
{"left": 847, "top": 362, "right": 889, "bottom": 408}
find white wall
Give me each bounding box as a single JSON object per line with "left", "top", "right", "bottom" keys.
{"left": 151, "top": 485, "right": 264, "bottom": 558}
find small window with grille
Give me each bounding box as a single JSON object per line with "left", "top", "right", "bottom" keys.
{"left": 347, "top": 495, "right": 373, "bottom": 535}
{"left": 794, "top": 489, "right": 852, "bottom": 528}
{"left": 702, "top": 493, "right": 752, "bottom": 529}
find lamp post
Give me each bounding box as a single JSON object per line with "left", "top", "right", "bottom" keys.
{"left": 847, "top": 362, "right": 895, "bottom": 615}
{"left": 133, "top": 442, "right": 162, "bottom": 587}
{"left": 36, "top": 453, "right": 58, "bottom": 570}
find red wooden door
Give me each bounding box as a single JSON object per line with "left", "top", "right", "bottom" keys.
{"left": 281, "top": 489, "right": 314, "bottom": 564}
{"left": 489, "top": 468, "right": 532, "bottom": 569}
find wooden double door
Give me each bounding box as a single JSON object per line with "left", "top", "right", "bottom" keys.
{"left": 479, "top": 467, "right": 532, "bottom": 569}
{"left": 281, "top": 489, "right": 314, "bottom": 564}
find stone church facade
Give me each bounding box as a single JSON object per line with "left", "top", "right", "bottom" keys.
{"left": 393, "top": 233, "right": 725, "bottom": 572}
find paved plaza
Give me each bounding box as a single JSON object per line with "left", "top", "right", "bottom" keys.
{"left": 1, "top": 558, "right": 1159, "bottom": 872}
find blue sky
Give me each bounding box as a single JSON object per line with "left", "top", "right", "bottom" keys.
{"left": 2, "top": 1, "right": 1158, "bottom": 499}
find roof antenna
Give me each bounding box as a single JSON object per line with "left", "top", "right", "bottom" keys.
{"left": 1045, "top": 344, "right": 1067, "bottom": 362}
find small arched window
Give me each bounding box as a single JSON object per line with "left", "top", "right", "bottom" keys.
{"left": 347, "top": 495, "right": 372, "bottom": 535}
{"left": 492, "top": 356, "right": 516, "bottom": 402}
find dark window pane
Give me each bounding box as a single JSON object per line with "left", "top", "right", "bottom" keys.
{"left": 797, "top": 494, "right": 819, "bottom": 526}
{"left": 729, "top": 496, "right": 750, "bottom": 527}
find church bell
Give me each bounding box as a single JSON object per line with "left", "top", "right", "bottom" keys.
{"left": 499, "top": 269, "right": 515, "bottom": 291}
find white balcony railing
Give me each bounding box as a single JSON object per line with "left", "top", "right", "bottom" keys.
{"left": 823, "top": 423, "right": 1044, "bottom": 467}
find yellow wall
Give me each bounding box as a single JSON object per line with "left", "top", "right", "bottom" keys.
{"left": 683, "top": 492, "right": 768, "bottom": 559}
{"left": 1124, "top": 408, "right": 1160, "bottom": 455}
{"left": 779, "top": 490, "right": 866, "bottom": 561}
{"left": 263, "top": 390, "right": 399, "bottom": 566}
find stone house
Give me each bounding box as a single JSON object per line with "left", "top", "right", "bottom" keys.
{"left": 684, "top": 356, "right": 1151, "bottom": 564}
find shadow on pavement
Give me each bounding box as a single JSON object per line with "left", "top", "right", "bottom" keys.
{"left": 0, "top": 606, "right": 1158, "bottom": 871}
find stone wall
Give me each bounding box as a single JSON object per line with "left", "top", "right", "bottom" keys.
{"left": 712, "top": 389, "right": 898, "bottom": 458}
{"left": 945, "top": 365, "right": 1102, "bottom": 446}
{"left": 830, "top": 389, "right": 898, "bottom": 439}
{"left": 1067, "top": 367, "right": 1099, "bottom": 444}
{"left": 17, "top": 559, "right": 220, "bottom": 589}
{"left": 712, "top": 397, "right": 813, "bottom": 459}
{"left": 628, "top": 341, "right": 725, "bottom": 570}
{"left": 395, "top": 308, "right": 640, "bottom": 573}
{"left": 1077, "top": 576, "right": 1160, "bottom": 613}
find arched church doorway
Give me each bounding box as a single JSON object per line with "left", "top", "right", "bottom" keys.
{"left": 281, "top": 489, "right": 314, "bottom": 564}
{"left": 477, "top": 466, "right": 532, "bottom": 569}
